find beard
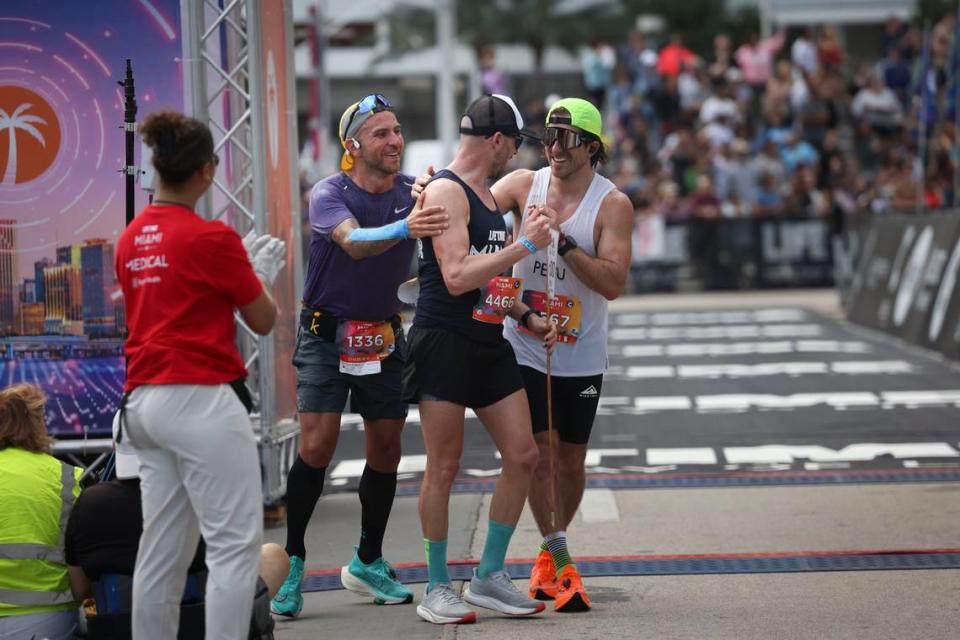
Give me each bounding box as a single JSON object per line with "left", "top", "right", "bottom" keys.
{"left": 359, "top": 147, "right": 402, "bottom": 176}
{"left": 488, "top": 150, "right": 513, "bottom": 181}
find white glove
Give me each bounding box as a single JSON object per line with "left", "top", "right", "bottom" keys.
{"left": 242, "top": 229, "right": 260, "bottom": 256}
{"left": 244, "top": 231, "right": 286, "bottom": 285}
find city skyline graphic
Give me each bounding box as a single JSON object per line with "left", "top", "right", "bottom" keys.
{"left": 0, "top": 1, "right": 183, "bottom": 437}
{"left": 0, "top": 1, "right": 183, "bottom": 277}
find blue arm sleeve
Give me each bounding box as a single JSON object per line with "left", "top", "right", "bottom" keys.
{"left": 346, "top": 218, "right": 410, "bottom": 242}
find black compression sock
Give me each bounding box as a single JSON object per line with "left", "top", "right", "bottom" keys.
{"left": 357, "top": 464, "right": 398, "bottom": 564}
{"left": 284, "top": 455, "right": 326, "bottom": 560}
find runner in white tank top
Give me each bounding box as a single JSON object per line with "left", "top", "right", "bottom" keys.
{"left": 491, "top": 98, "right": 634, "bottom": 613}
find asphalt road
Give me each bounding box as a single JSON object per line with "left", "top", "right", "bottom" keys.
{"left": 324, "top": 298, "right": 960, "bottom": 491}
{"left": 267, "top": 291, "right": 960, "bottom": 640}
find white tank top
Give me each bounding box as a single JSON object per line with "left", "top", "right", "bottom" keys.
{"left": 504, "top": 167, "right": 615, "bottom": 376}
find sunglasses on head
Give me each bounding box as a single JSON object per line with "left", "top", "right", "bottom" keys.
{"left": 344, "top": 94, "right": 393, "bottom": 138}
{"left": 542, "top": 127, "right": 591, "bottom": 150}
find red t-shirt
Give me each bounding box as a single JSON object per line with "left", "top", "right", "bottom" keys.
{"left": 115, "top": 204, "right": 263, "bottom": 391}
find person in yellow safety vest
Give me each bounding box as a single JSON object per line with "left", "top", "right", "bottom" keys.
{"left": 0, "top": 383, "right": 83, "bottom": 640}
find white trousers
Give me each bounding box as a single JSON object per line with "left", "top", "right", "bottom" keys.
{"left": 125, "top": 384, "right": 263, "bottom": 640}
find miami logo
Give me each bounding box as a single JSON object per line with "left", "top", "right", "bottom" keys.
{"left": 0, "top": 86, "right": 61, "bottom": 185}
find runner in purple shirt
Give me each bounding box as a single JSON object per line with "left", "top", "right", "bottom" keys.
{"left": 303, "top": 171, "right": 418, "bottom": 320}
{"left": 271, "top": 94, "right": 447, "bottom": 618}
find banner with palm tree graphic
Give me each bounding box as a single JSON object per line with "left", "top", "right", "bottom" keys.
{"left": 0, "top": 0, "right": 183, "bottom": 436}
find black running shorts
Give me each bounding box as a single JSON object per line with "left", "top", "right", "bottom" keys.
{"left": 402, "top": 325, "right": 524, "bottom": 409}
{"left": 292, "top": 319, "right": 407, "bottom": 420}
{"left": 519, "top": 365, "right": 603, "bottom": 445}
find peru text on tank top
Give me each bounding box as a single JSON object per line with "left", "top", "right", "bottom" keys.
{"left": 505, "top": 167, "right": 615, "bottom": 375}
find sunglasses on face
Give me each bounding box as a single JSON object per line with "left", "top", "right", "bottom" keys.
{"left": 344, "top": 94, "right": 393, "bottom": 138}
{"left": 542, "top": 127, "right": 588, "bottom": 150}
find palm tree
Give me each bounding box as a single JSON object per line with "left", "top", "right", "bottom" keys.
{"left": 0, "top": 103, "right": 47, "bottom": 185}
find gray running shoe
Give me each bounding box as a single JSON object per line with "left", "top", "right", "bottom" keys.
{"left": 463, "top": 568, "right": 547, "bottom": 616}
{"left": 416, "top": 583, "right": 477, "bottom": 625}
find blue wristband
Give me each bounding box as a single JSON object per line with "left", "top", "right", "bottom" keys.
{"left": 347, "top": 218, "right": 410, "bottom": 242}
{"left": 518, "top": 235, "right": 538, "bottom": 255}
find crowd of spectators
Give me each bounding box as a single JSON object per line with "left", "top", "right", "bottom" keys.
{"left": 566, "top": 14, "right": 960, "bottom": 227}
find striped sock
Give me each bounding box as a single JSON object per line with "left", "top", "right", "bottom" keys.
{"left": 423, "top": 538, "right": 449, "bottom": 592}
{"left": 478, "top": 520, "right": 516, "bottom": 578}
{"left": 544, "top": 531, "right": 573, "bottom": 577}
{"left": 539, "top": 539, "right": 548, "bottom": 553}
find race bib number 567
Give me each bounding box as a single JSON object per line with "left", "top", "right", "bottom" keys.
{"left": 519, "top": 290, "right": 582, "bottom": 343}
{"left": 473, "top": 276, "right": 523, "bottom": 324}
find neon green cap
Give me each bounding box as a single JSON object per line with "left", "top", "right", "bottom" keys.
{"left": 545, "top": 98, "right": 603, "bottom": 138}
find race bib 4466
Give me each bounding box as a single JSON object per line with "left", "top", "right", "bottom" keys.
{"left": 473, "top": 276, "right": 523, "bottom": 324}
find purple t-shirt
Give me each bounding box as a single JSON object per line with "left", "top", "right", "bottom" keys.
{"left": 302, "top": 172, "right": 416, "bottom": 320}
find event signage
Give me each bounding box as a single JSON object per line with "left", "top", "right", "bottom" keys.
{"left": 847, "top": 213, "right": 960, "bottom": 361}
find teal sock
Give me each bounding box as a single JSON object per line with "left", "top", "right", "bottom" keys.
{"left": 477, "top": 520, "right": 515, "bottom": 578}
{"left": 423, "top": 538, "right": 449, "bottom": 592}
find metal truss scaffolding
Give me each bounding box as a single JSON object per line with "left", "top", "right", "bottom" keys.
{"left": 180, "top": 0, "right": 299, "bottom": 504}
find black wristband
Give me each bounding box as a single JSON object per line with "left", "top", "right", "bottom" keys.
{"left": 520, "top": 309, "right": 536, "bottom": 329}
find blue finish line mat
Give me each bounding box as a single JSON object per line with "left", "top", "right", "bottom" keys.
{"left": 301, "top": 549, "right": 960, "bottom": 593}
{"left": 392, "top": 467, "right": 960, "bottom": 497}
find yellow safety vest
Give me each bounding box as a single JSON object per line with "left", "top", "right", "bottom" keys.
{"left": 0, "top": 447, "right": 81, "bottom": 617}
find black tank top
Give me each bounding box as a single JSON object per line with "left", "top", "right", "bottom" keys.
{"left": 414, "top": 169, "right": 508, "bottom": 341}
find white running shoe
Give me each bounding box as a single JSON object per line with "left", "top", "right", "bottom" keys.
{"left": 463, "top": 568, "right": 546, "bottom": 616}
{"left": 416, "top": 583, "right": 477, "bottom": 625}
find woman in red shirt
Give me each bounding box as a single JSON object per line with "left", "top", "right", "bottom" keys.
{"left": 114, "top": 111, "right": 285, "bottom": 640}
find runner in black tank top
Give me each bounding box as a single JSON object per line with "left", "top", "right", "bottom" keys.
{"left": 414, "top": 169, "right": 510, "bottom": 343}
{"left": 401, "top": 95, "right": 560, "bottom": 626}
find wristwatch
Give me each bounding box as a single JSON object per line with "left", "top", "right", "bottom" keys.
{"left": 558, "top": 233, "right": 578, "bottom": 257}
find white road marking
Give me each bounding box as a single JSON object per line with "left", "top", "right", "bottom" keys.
{"left": 326, "top": 441, "right": 960, "bottom": 481}
{"left": 616, "top": 309, "right": 807, "bottom": 326}
{"left": 830, "top": 361, "right": 914, "bottom": 375}
{"left": 598, "top": 396, "right": 630, "bottom": 406}
{"left": 583, "top": 449, "right": 639, "bottom": 466}
{"left": 625, "top": 390, "right": 960, "bottom": 415}
{"left": 464, "top": 468, "right": 502, "bottom": 477}
{"left": 804, "top": 462, "right": 852, "bottom": 470}
{"left": 339, "top": 407, "right": 479, "bottom": 430}
{"left": 620, "top": 360, "right": 914, "bottom": 379}
{"left": 619, "top": 340, "right": 872, "bottom": 358}
{"left": 330, "top": 454, "right": 427, "bottom": 479}
{"left": 633, "top": 396, "right": 693, "bottom": 413}
{"left": 903, "top": 460, "right": 960, "bottom": 468}
{"left": 646, "top": 448, "right": 717, "bottom": 465}
{"left": 696, "top": 392, "right": 881, "bottom": 412}
{"left": 881, "top": 391, "right": 960, "bottom": 408}
{"left": 723, "top": 443, "right": 959, "bottom": 465}
{"left": 610, "top": 324, "right": 823, "bottom": 341}
{"left": 579, "top": 489, "right": 620, "bottom": 523}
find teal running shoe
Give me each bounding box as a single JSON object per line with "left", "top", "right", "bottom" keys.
{"left": 340, "top": 546, "right": 414, "bottom": 605}
{"left": 270, "top": 555, "right": 305, "bottom": 617}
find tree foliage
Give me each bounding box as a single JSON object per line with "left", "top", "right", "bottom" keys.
{"left": 386, "top": 0, "right": 626, "bottom": 61}
{"left": 383, "top": 0, "right": 760, "bottom": 66}
{"left": 620, "top": 0, "right": 759, "bottom": 56}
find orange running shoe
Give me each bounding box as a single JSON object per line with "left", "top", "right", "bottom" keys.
{"left": 554, "top": 564, "right": 590, "bottom": 613}
{"left": 528, "top": 550, "right": 558, "bottom": 600}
